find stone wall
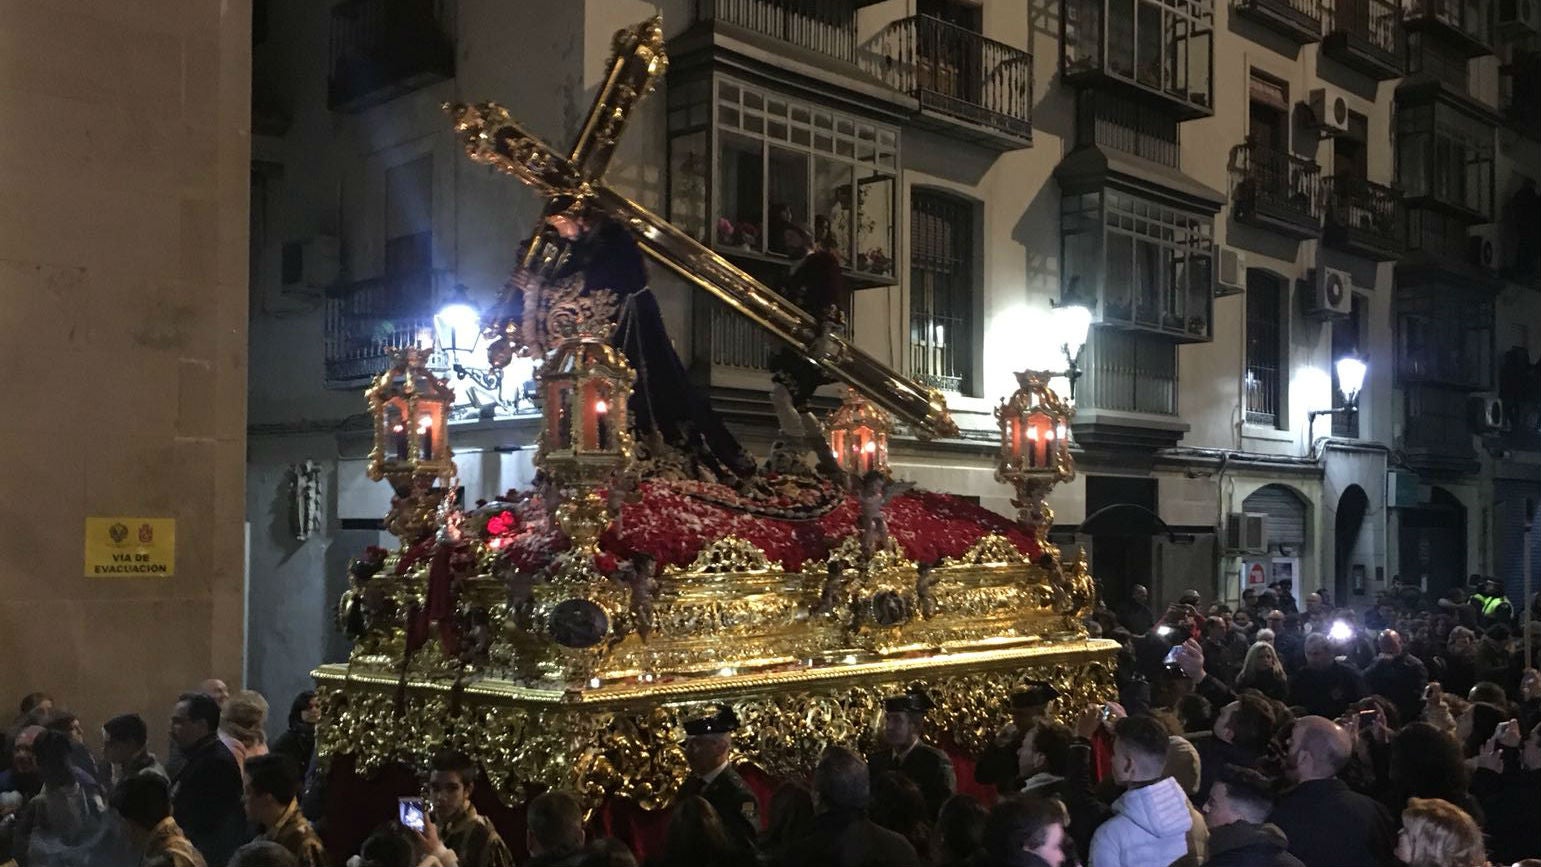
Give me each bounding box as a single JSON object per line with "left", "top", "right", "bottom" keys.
{"left": 0, "top": 1, "right": 250, "bottom": 743}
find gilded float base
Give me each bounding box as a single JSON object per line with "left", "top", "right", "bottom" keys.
{"left": 313, "top": 638, "right": 1117, "bottom": 811}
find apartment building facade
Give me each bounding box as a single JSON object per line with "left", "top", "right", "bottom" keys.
{"left": 246, "top": 0, "right": 1541, "bottom": 707}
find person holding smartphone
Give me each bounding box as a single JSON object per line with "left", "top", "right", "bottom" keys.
{"left": 426, "top": 752, "right": 512, "bottom": 867}
{"left": 1470, "top": 717, "right": 1541, "bottom": 863}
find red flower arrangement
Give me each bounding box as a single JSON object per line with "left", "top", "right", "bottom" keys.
{"left": 486, "top": 510, "right": 517, "bottom": 536}
{"left": 481, "top": 479, "right": 1041, "bottom": 575}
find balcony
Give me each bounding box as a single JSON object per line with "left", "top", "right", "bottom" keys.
{"left": 1062, "top": 0, "right": 1215, "bottom": 120}
{"left": 328, "top": 0, "right": 455, "bottom": 113}
{"left": 1401, "top": 385, "right": 1480, "bottom": 474}
{"left": 681, "top": 1, "right": 1033, "bottom": 149}
{"left": 1234, "top": 0, "right": 1324, "bottom": 43}
{"left": 863, "top": 15, "right": 1034, "bottom": 147}
{"left": 1323, "top": 0, "right": 1403, "bottom": 79}
{"left": 695, "top": 0, "right": 860, "bottom": 64}
{"left": 1324, "top": 176, "right": 1404, "bottom": 259}
{"left": 1230, "top": 143, "right": 1324, "bottom": 240}
{"left": 1402, "top": 0, "right": 1493, "bottom": 56}
{"left": 323, "top": 271, "right": 438, "bottom": 388}
{"left": 1501, "top": 47, "right": 1541, "bottom": 137}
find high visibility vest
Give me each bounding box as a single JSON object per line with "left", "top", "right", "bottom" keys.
{"left": 1481, "top": 594, "right": 1508, "bottom": 617}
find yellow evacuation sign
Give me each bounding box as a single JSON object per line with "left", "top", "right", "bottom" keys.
{"left": 84, "top": 518, "right": 175, "bottom": 577}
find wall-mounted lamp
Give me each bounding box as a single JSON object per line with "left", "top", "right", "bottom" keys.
{"left": 1309, "top": 353, "right": 1367, "bottom": 426}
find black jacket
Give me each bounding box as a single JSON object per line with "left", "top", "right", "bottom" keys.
{"left": 171, "top": 734, "right": 246, "bottom": 867}
{"left": 1471, "top": 758, "right": 1541, "bottom": 864}
{"left": 774, "top": 809, "right": 921, "bottom": 867}
{"left": 1190, "top": 734, "right": 1263, "bottom": 807}
{"left": 974, "top": 733, "right": 1024, "bottom": 794}
{"left": 678, "top": 765, "right": 760, "bottom": 856}
{"left": 1268, "top": 777, "right": 1394, "bottom": 867}
{"left": 1115, "top": 600, "right": 1155, "bottom": 636}
{"left": 1288, "top": 663, "right": 1365, "bottom": 720}
{"left": 868, "top": 742, "right": 955, "bottom": 819}
{"left": 1201, "top": 821, "right": 1304, "bottom": 867}
{"left": 1361, "top": 654, "right": 1428, "bottom": 725}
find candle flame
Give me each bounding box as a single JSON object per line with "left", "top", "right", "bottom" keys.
{"left": 594, "top": 399, "right": 608, "bottom": 414}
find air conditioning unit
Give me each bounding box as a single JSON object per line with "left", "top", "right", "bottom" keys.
{"left": 1470, "top": 395, "right": 1508, "bottom": 432}
{"left": 1225, "top": 513, "right": 1269, "bottom": 554}
{"left": 1499, "top": 0, "right": 1538, "bottom": 33}
{"left": 280, "top": 236, "right": 340, "bottom": 290}
{"left": 1305, "top": 267, "right": 1353, "bottom": 318}
{"left": 1217, "top": 247, "right": 1246, "bottom": 296}
{"left": 1309, "top": 88, "right": 1351, "bottom": 135}
{"left": 1468, "top": 225, "right": 1500, "bottom": 271}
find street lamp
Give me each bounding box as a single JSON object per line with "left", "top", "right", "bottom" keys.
{"left": 433, "top": 285, "right": 504, "bottom": 394}
{"left": 1309, "top": 353, "right": 1367, "bottom": 426}
{"left": 1040, "top": 301, "right": 1092, "bottom": 401}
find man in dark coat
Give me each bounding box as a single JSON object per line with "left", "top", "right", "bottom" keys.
{"left": 168, "top": 693, "right": 245, "bottom": 867}
{"left": 1288, "top": 633, "right": 1366, "bottom": 720}
{"left": 978, "top": 795, "right": 1070, "bottom": 867}
{"left": 1269, "top": 717, "right": 1394, "bottom": 867}
{"left": 974, "top": 683, "right": 1059, "bottom": 794}
{"left": 1201, "top": 764, "right": 1304, "bottom": 867}
{"left": 1115, "top": 584, "right": 1155, "bottom": 636}
{"left": 678, "top": 706, "right": 759, "bottom": 857}
{"left": 777, "top": 746, "right": 920, "bottom": 867}
{"left": 867, "top": 689, "right": 955, "bottom": 819}
{"left": 1361, "top": 628, "right": 1428, "bottom": 725}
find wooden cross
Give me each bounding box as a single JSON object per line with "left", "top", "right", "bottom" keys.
{"left": 447, "top": 16, "right": 958, "bottom": 439}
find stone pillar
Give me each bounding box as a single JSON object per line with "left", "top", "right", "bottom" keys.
{"left": 0, "top": 2, "right": 250, "bottom": 741}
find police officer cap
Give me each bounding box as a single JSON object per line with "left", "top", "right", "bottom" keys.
{"left": 883, "top": 687, "right": 936, "bottom": 714}
{"left": 682, "top": 705, "right": 739, "bottom": 737}
{"left": 1010, "top": 681, "right": 1061, "bottom": 709}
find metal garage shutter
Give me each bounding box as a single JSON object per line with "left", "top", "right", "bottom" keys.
{"left": 1243, "top": 485, "right": 1307, "bottom": 552}
{"left": 1494, "top": 480, "right": 1540, "bottom": 610}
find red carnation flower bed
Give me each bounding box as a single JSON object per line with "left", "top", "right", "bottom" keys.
{"left": 488, "top": 480, "right": 1042, "bottom": 574}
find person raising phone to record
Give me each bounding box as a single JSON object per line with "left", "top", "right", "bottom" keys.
{"left": 422, "top": 752, "right": 512, "bottom": 867}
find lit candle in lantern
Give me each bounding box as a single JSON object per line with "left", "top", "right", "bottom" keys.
{"left": 1026, "top": 424, "right": 1040, "bottom": 468}
{"left": 594, "top": 397, "right": 610, "bottom": 450}
{"left": 393, "top": 423, "right": 409, "bottom": 460}
{"left": 417, "top": 414, "right": 434, "bottom": 460}
{"left": 862, "top": 438, "right": 877, "bottom": 474}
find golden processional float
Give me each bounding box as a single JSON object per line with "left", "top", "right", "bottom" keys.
{"left": 313, "top": 16, "right": 1115, "bottom": 821}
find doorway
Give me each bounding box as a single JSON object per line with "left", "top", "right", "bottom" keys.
{"left": 1334, "top": 484, "right": 1370, "bottom": 604}
{"left": 1398, "top": 486, "right": 1467, "bottom": 598}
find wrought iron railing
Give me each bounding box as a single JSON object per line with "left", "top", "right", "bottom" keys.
{"left": 1327, "top": 0, "right": 1400, "bottom": 56}
{"left": 1235, "top": 0, "right": 1325, "bottom": 35}
{"left": 1324, "top": 176, "right": 1403, "bottom": 247}
{"left": 909, "top": 312, "right": 968, "bottom": 393}
{"left": 1402, "top": 0, "right": 1491, "bottom": 46}
{"left": 328, "top": 0, "right": 455, "bottom": 111}
{"left": 709, "top": 304, "right": 774, "bottom": 371}
{"left": 865, "top": 15, "right": 1033, "bottom": 138}
{"left": 324, "top": 272, "right": 437, "bottom": 387}
{"left": 1082, "top": 332, "right": 1179, "bottom": 416}
{"left": 1245, "top": 367, "right": 1280, "bottom": 427}
{"left": 695, "top": 0, "right": 859, "bottom": 64}
{"left": 1231, "top": 142, "right": 1323, "bottom": 227}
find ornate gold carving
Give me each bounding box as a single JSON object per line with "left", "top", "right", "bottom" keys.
{"left": 314, "top": 645, "right": 1117, "bottom": 812}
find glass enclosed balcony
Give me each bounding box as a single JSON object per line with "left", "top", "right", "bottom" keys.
{"left": 1062, "top": 0, "right": 1215, "bottom": 119}
{"left": 1395, "top": 100, "right": 1495, "bottom": 222}
{"left": 1061, "top": 190, "right": 1215, "bottom": 343}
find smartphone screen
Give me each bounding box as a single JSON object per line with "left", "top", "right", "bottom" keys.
{"left": 399, "top": 797, "right": 427, "bottom": 833}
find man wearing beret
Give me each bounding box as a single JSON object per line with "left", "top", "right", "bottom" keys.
{"left": 678, "top": 706, "right": 760, "bottom": 856}
{"left": 973, "top": 681, "right": 1060, "bottom": 794}
{"left": 867, "top": 688, "right": 955, "bottom": 818}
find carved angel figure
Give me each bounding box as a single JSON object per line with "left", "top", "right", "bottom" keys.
{"left": 857, "top": 471, "right": 914, "bottom": 559}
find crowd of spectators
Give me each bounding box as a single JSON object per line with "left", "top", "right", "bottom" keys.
{"left": 2, "top": 574, "right": 1537, "bottom": 867}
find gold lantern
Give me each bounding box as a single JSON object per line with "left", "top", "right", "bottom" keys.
{"left": 827, "top": 388, "right": 892, "bottom": 479}
{"left": 535, "top": 336, "right": 636, "bottom": 487}
{"left": 529, "top": 307, "right": 638, "bottom": 685}
{"left": 995, "top": 370, "right": 1075, "bottom": 543}
{"left": 366, "top": 347, "right": 458, "bottom": 539}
